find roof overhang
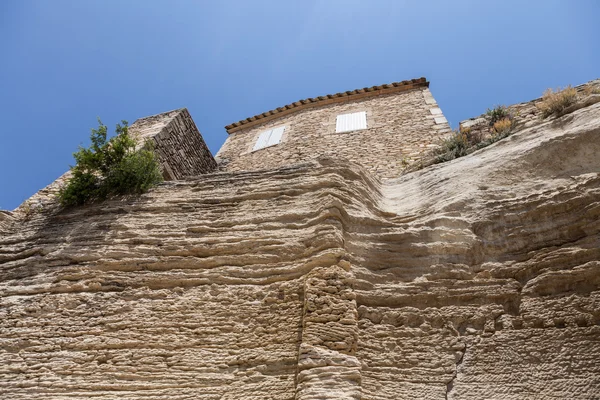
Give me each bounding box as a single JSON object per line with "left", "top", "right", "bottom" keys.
{"left": 225, "top": 77, "right": 429, "bottom": 134}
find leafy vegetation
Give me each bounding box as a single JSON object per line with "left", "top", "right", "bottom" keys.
{"left": 58, "top": 119, "right": 163, "bottom": 207}
{"left": 414, "top": 83, "right": 594, "bottom": 169}
{"left": 434, "top": 128, "right": 481, "bottom": 163}
{"left": 432, "top": 111, "right": 516, "bottom": 165}
{"left": 485, "top": 105, "right": 510, "bottom": 126}
{"left": 537, "top": 86, "right": 578, "bottom": 118}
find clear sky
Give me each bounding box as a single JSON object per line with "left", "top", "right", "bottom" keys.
{"left": 1, "top": 0, "right": 598, "bottom": 210}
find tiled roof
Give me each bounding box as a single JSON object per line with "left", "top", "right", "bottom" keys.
{"left": 225, "top": 77, "right": 429, "bottom": 134}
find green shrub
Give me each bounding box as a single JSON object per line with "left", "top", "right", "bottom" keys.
{"left": 426, "top": 105, "right": 519, "bottom": 167}
{"left": 486, "top": 105, "right": 509, "bottom": 126}
{"left": 434, "top": 131, "right": 471, "bottom": 163}
{"left": 433, "top": 117, "right": 516, "bottom": 164}
{"left": 58, "top": 119, "right": 163, "bottom": 207}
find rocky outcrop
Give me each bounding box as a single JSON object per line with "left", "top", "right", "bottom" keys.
{"left": 0, "top": 211, "right": 16, "bottom": 233}
{"left": 1, "top": 101, "right": 599, "bottom": 399}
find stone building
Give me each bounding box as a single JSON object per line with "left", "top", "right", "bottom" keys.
{"left": 12, "top": 78, "right": 451, "bottom": 210}
{"left": 216, "top": 77, "right": 451, "bottom": 178}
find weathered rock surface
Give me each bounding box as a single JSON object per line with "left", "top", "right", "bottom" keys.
{"left": 1, "top": 102, "right": 599, "bottom": 399}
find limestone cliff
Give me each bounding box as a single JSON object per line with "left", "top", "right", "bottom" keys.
{"left": 1, "top": 101, "right": 599, "bottom": 399}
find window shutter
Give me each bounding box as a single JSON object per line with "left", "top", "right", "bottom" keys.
{"left": 253, "top": 129, "right": 272, "bottom": 151}
{"left": 252, "top": 126, "right": 285, "bottom": 151}
{"left": 267, "top": 126, "right": 285, "bottom": 146}
{"left": 336, "top": 111, "right": 367, "bottom": 133}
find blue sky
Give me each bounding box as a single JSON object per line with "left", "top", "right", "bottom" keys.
{"left": 1, "top": 0, "right": 598, "bottom": 210}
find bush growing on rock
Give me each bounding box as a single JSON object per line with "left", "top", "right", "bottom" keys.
{"left": 434, "top": 131, "right": 471, "bottom": 162}
{"left": 432, "top": 112, "right": 516, "bottom": 165}
{"left": 537, "top": 86, "right": 578, "bottom": 118}
{"left": 583, "top": 84, "right": 600, "bottom": 96}
{"left": 58, "top": 119, "right": 162, "bottom": 207}
{"left": 492, "top": 118, "right": 514, "bottom": 136}
{"left": 486, "top": 105, "right": 510, "bottom": 126}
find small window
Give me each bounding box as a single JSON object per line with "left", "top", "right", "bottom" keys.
{"left": 336, "top": 111, "right": 367, "bottom": 133}
{"left": 253, "top": 126, "right": 285, "bottom": 151}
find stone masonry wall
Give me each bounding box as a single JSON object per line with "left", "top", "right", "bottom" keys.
{"left": 130, "top": 108, "right": 217, "bottom": 180}
{"left": 216, "top": 88, "right": 451, "bottom": 179}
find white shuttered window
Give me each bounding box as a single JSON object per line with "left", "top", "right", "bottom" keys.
{"left": 253, "top": 126, "right": 285, "bottom": 151}
{"left": 336, "top": 111, "right": 367, "bottom": 133}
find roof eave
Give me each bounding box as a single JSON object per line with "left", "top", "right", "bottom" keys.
{"left": 225, "top": 77, "right": 429, "bottom": 134}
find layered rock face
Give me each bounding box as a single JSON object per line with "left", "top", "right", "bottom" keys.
{"left": 1, "top": 102, "right": 600, "bottom": 399}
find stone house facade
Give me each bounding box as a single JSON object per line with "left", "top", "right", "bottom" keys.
{"left": 216, "top": 77, "right": 451, "bottom": 178}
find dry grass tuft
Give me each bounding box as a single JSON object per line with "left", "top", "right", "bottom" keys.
{"left": 537, "top": 86, "right": 578, "bottom": 118}
{"left": 493, "top": 118, "right": 513, "bottom": 135}
{"left": 583, "top": 84, "right": 600, "bottom": 96}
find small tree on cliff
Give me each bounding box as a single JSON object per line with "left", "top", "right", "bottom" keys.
{"left": 58, "top": 119, "right": 163, "bottom": 207}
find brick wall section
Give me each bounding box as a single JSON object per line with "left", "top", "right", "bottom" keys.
{"left": 216, "top": 88, "right": 451, "bottom": 179}
{"left": 130, "top": 108, "right": 217, "bottom": 180}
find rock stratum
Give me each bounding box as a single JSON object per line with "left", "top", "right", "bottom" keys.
{"left": 1, "top": 102, "right": 600, "bottom": 399}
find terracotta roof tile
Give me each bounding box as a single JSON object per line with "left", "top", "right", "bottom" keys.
{"left": 225, "top": 77, "right": 429, "bottom": 133}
